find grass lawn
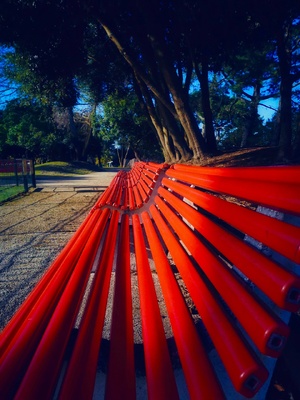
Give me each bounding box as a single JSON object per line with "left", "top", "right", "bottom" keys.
{"left": 34, "top": 161, "right": 101, "bottom": 176}
{"left": 0, "top": 186, "right": 25, "bottom": 203}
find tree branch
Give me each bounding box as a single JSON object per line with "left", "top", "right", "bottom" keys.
{"left": 98, "top": 18, "right": 178, "bottom": 119}
{"left": 258, "top": 102, "right": 278, "bottom": 112}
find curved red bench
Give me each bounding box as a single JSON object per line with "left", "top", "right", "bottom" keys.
{"left": 1, "top": 162, "right": 299, "bottom": 399}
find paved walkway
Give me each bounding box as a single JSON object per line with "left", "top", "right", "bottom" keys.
{"left": 35, "top": 170, "right": 119, "bottom": 190}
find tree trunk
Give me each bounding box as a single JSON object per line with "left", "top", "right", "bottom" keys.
{"left": 271, "top": 100, "right": 281, "bottom": 147}
{"left": 80, "top": 126, "right": 92, "bottom": 161}
{"left": 195, "top": 60, "right": 217, "bottom": 153}
{"left": 67, "top": 106, "right": 79, "bottom": 160}
{"left": 240, "top": 81, "right": 261, "bottom": 148}
{"left": 276, "top": 24, "right": 293, "bottom": 160}
{"left": 99, "top": 17, "right": 208, "bottom": 162}
{"left": 99, "top": 20, "right": 178, "bottom": 120}
{"left": 123, "top": 145, "right": 130, "bottom": 167}
{"left": 133, "top": 73, "right": 174, "bottom": 161}
{"left": 134, "top": 74, "right": 190, "bottom": 162}
{"left": 156, "top": 101, "right": 192, "bottom": 162}
{"left": 293, "top": 112, "right": 300, "bottom": 161}
{"left": 148, "top": 34, "right": 207, "bottom": 160}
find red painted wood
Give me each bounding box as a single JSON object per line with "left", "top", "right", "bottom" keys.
{"left": 162, "top": 178, "right": 300, "bottom": 264}
{"left": 132, "top": 214, "right": 179, "bottom": 400}
{"left": 150, "top": 204, "right": 269, "bottom": 397}
{"left": 1, "top": 162, "right": 299, "bottom": 400}
{"left": 59, "top": 211, "right": 119, "bottom": 400}
{"left": 105, "top": 214, "right": 136, "bottom": 400}
{"left": 154, "top": 192, "right": 290, "bottom": 357}
{"left": 142, "top": 211, "right": 226, "bottom": 400}
{"left": 166, "top": 165, "right": 300, "bottom": 215}
{"left": 158, "top": 185, "right": 300, "bottom": 312}
{"left": 14, "top": 209, "right": 111, "bottom": 399}
{"left": 0, "top": 207, "right": 94, "bottom": 358}
{"left": 0, "top": 209, "right": 103, "bottom": 399}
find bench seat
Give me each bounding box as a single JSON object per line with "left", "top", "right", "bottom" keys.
{"left": 1, "top": 162, "right": 300, "bottom": 399}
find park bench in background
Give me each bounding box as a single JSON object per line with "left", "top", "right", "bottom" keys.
{"left": 0, "top": 162, "right": 299, "bottom": 399}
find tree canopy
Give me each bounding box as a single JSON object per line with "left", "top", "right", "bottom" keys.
{"left": 0, "top": 0, "right": 299, "bottom": 163}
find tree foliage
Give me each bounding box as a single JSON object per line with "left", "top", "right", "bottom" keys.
{"left": 0, "top": 0, "right": 299, "bottom": 162}
{"left": 0, "top": 99, "right": 57, "bottom": 159}
{"left": 99, "top": 88, "right": 162, "bottom": 164}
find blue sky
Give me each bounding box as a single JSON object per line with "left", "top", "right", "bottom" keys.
{"left": 258, "top": 98, "right": 279, "bottom": 122}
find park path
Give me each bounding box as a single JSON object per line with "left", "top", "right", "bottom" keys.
{"left": 35, "top": 169, "right": 119, "bottom": 189}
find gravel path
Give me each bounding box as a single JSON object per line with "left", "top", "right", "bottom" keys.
{"left": 0, "top": 190, "right": 100, "bottom": 331}
{"left": 0, "top": 171, "right": 117, "bottom": 331}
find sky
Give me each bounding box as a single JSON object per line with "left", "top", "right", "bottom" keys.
{"left": 258, "top": 98, "right": 279, "bottom": 122}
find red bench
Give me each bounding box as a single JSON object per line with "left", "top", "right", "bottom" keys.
{"left": 1, "top": 162, "right": 300, "bottom": 399}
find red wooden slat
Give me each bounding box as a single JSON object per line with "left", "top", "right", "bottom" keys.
{"left": 132, "top": 181, "right": 143, "bottom": 208}
{"left": 59, "top": 211, "right": 119, "bottom": 400}
{"left": 121, "top": 185, "right": 129, "bottom": 210}
{"left": 162, "top": 178, "right": 300, "bottom": 264}
{"left": 105, "top": 214, "right": 136, "bottom": 400}
{"left": 147, "top": 161, "right": 168, "bottom": 171}
{"left": 127, "top": 179, "right": 135, "bottom": 210}
{"left": 132, "top": 214, "right": 179, "bottom": 400}
{"left": 142, "top": 168, "right": 157, "bottom": 181}
{"left": 111, "top": 179, "right": 123, "bottom": 207}
{"left": 150, "top": 204, "right": 269, "bottom": 397}
{"left": 137, "top": 180, "right": 149, "bottom": 202}
{"left": 0, "top": 209, "right": 103, "bottom": 399}
{"left": 14, "top": 209, "right": 111, "bottom": 399}
{"left": 154, "top": 193, "right": 290, "bottom": 357}
{"left": 96, "top": 176, "right": 119, "bottom": 207}
{"left": 171, "top": 164, "right": 300, "bottom": 183}
{"left": 166, "top": 166, "right": 300, "bottom": 215}
{"left": 142, "top": 211, "right": 226, "bottom": 400}
{"left": 141, "top": 172, "right": 156, "bottom": 189}
{"left": 0, "top": 207, "right": 94, "bottom": 358}
{"left": 158, "top": 186, "right": 300, "bottom": 312}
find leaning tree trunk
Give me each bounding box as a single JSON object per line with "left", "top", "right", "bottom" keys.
{"left": 134, "top": 74, "right": 188, "bottom": 162}
{"left": 156, "top": 101, "right": 192, "bottom": 162}
{"left": 151, "top": 41, "right": 204, "bottom": 159}
{"left": 81, "top": 104, "right": 97, "bottom": 160}
{"left": 99, "top": 17, "right": 208, "bottom": 161}
{"left": 99, "top": 20, "right": 178, "bottom": 120}
{"left": 148, "top": 35, "right": 207, "bottom": 160}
